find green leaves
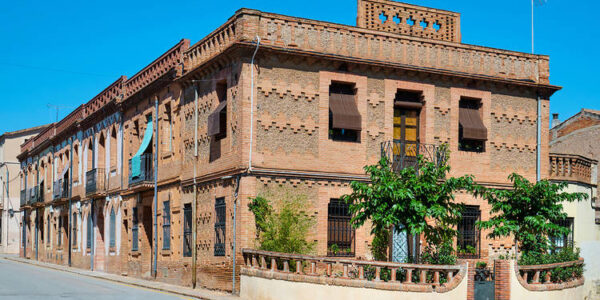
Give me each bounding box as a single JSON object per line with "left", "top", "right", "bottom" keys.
{"left": 476, "top": 173, "right": 587, "bottom": 255}
{"left": 343, "top": 148, "right": 476, "bottom": 263}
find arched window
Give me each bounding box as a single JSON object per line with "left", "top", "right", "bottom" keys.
{"left": 98, "top": 133, "right": 106, "bottom": 169}
{"left": 109, "top": 207, "right": 116, "bottom": 248}
{"left": 110, "top": 127, "right": 117, "bottom": 169}
{"left": 87, "top": 140, "right": 94, "bottom": 171}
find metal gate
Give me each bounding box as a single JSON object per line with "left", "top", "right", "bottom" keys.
{"left": 391, "top": 225, "right": 419, "bottom": 263}
{"left": 474, "top": 266, "right": 495, "bottom": 300}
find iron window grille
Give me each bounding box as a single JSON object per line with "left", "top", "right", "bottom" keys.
{"left": 327, "top": 199, "right": 355, "bottom": 257}
{"left": 72, "top": 213, "right": 77, "bottom": 247}
{"left": 162, "top": 201, "right": 171, "bottom": 250}
{"left": 86, "top": 214, "right": 92, "bottom": 250}
{"left": 457, "top": 205, "right": 481, "bottom": 259}
{"left": 183, "top": 204, "right": 192, "bottom": 257}
{"left": 132, "top": 206, "right": 139, "bottom": 251}
{"left": 214, "top": 197, "right": 226, "bottom": 256}
{"left": 47, "top": 216, "right": 51, "bottom": 245}
{"left": 551, "top": 217, "right": 574, "bottom": 253}
{"left": 109, "top": 208, "right": 116, "bottom": 248}
{"left": 58, "top": 216, "right": 62, "bottom": 247}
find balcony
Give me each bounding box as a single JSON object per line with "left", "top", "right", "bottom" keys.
{"left": 86, "top": 168, "right": 106, "bottom": 197}
{"left": 380, "top": 141, "right": 448, "bottom": 173}
{"left": 53, "top": 179, "right": 68, "bottom": 201}
{"left": 549, "top": 153, "right": 597, "bottom": 185}
{"left": 29, "top": 185, "right": 41, "bottom": 204}
{"left": 129, "top": 153, "right": 154, "bottom": 187}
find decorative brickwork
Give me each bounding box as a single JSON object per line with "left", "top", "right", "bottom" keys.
{"left": 549, "top": 153, "right": 597, "bottom": 185}
{"left": 357, "top": 0, "right": 461, "bottom": 43}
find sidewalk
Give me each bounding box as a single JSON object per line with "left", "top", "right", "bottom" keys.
{"left": 2, "top": 255, "right": 241, "bottom": 300}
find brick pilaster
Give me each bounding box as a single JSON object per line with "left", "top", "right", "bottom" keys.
{"left": 494, "top": 260, "right": 511, "bottom": 300}
{"left": 467, "top": 261, "right": 475, "bottom": 300}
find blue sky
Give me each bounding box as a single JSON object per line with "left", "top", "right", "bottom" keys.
{"left": 1, "top": 0, "right": 597, "bottom": 133}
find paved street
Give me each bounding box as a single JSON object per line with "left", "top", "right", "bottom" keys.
{"left": 0, "top": 258, "right": 194, "bottom": 300}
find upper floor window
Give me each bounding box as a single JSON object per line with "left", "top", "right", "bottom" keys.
{"left": 458, "top": 97, "right": 487, "bottom": 152}
{"left": 162, "top": 104, "right": 173, "bottom": 153}
{"left": 110, "top": 128, "right": 118, "bottom": 169}
{"left": 208, "top": 82, "right": 227, "bottom": 140}
{"left": 328, "top": 82, "right": 361, "bottom": 142}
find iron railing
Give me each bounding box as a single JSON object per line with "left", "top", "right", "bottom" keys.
{"left": 20, "top": 190, "right": 27, "bottom": 207}
{"left": 128, "top": 153, "right": 154, "bottom": 186}
{"left": 214, "top": 197, "right": 226, "bottom": 256}
{"left": 380, "top": 141, "right": 447, "bottom": 173}
{"left": 86, "top": 168, "right": 106, "bottom": 195}
{"left": 53, "top": 179, "right": 68, "bottom": 200}
{"left": 29, "top": 185, "right": 41, "bottom": 204}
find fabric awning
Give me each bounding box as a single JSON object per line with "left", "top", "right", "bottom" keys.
{"left": 131, "top": 118, "right": 153, "bottom": 178}
{"left": 459, "top": 107, "right": 487, "bottom": 141}
{"left": 207, "top": 101, "right": 227, "bottom": 136}
{"left": 329, "top": 93, "right": 361, "bottom": 131}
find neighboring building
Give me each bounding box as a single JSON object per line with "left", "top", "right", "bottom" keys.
{"left": 549, "top": 109, "right": 600, "bottom": 298}
{"left": 0, "top": 125, "right": 49, "bottom": 254}
{"left": 18, "top": 0, "right": 558, "bottom": 292}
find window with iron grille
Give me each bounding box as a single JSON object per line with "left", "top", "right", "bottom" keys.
{"left": 22, "top": 216, "right": 26, "bottom": 248}
{"left": 58, "top": 216, "right": 62, "bottom": 247}
{"left": 86, "top": 214, "right": 92, "bottom": 250}
{"left": 214, "top": 197, "right": 226, "bottom": 256}
{"left": 72, "top": 212, "right": 77, "bottom": 247}
{"left": 183, "top": 203, "right": 192, "bottom": 257}
{"left": 162, "top": 201, "right": 171, "bottom": 250}
{"left": 47, "top": 215, "right": 51, "bottom": 245}
{"left": 109, "top": 208, "right": 116, "bottom": 248}
{"left": 457, "top": 205, "right": 481, "bottom": 259}
{"left": 327, "top": 199, "right": 355, "bottom": 257}
{"left": 551, "top": 217, "right": 574, "bottom": 253}
{"left": 132, "top": 206, "right": 139, "bottom": 251}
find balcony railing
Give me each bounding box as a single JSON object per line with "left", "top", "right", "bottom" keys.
{"left": 129, "top": 153, "right": 154, "bottom": 186}
{"left": 29, "top": 185, "right": 41, "bottom": 204}
{"left": 549, "top": 153, "right": 597, "bottom": 185}
{"left": 53, "top": 179, "right": 68, "bottom": 200}
{"left": 86, "top": 168, "right": 106, "bottom": 196}
{"left": 381, "top": 141, "right": 448, "bottom": 173}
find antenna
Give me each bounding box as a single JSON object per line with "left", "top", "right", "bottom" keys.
{"left": 532, "top": 0, "right": 547, "bottom": 54}
{"left": 47, "top": 103, "right": 71, "bottom": 123}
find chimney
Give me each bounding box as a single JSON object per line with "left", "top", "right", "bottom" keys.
{"left": 551, "top": 113, "right": 560, "bottom": 128}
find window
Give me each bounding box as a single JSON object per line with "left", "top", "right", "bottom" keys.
{"left": 22, "top": 216, "right": 26, "bottom": 248}
{"left": 214, "top": 197, "right": 226, "bottom": 256}
{"left": 98, "top": 133, "right": 106, "bottom": 169}
{"left": 183, "top": 203, "right": 192, "bottom": 257}
{"left": 328, "top": 82, "right": 361, "bottom": 142}
{"left": 551, "top": 217, "right": 574, "bottom": 253}
{"left": 132, "top": 206, "right": 139, "bottom": 251}
{"left": 162, "top": 200, "right": 171, "bottom": 250}
{"left": 58, "top": 215, "right": 62, "bottom": 247}
{"left": 72, "top": 212, "right": 77, "bottom": 247}
{"left": 208, "top": 82, "right": 228, "bottom": 140}
{"left": 86, "top": 213, "right": 92, "bottom": 250}
{"left": 163, "top": 104, "right": 173, "bottom": 153}
{"left": 110, "top": 128, "right": 117, "bottom": 168}
{"left": 457, "top": 205, "right": 481, "bottom": 258}
{"left": 109, "top": 207, "right": 116, "bottom": 248}
{"left": 47, "top": 215, "right": 51, "bottom": 245}
{"left": 458, "top": 97, "right": 487, "bottom": 152}
{"left": 327, "top": 199, "right": 355, "bottom": 257}
{"left": 0, "top": 215, "right": 2, "bottom": 245}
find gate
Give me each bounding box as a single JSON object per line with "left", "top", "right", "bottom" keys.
{"left": 391, "top": 225, "right": 419, "bottom": 263}
{"left": 474, "top": 265, "right": 495, "bottom": 300}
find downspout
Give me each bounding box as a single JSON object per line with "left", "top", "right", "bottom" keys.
{"left": 68, "top": 137, "right": 73, "bottom": 266}
{"left": 192, "top": 84, "right": 199, "bottom": 288}
{"left": 23, "top": 167, "right": 27, "bottom": 257}
{"left": 153, "top": 97, "right": 159, "bottom": 278}
{"left": 231, "top": 175, "right": 240, "bottom": 294}
{"left": 248, "top": 36, "right": 261, "bottom": 173}
{"left": 91, "top": 133, "right": 95, "bottom": 271}
{"left": 536, "top": 93, "right": 541, "bottom": 182}
{"left": 35, "top": 159, "right": 39, "bottom": 261}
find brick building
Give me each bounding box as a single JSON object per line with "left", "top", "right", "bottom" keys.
{"left": 18, "top": 0, "right": 559, "bottom": 292}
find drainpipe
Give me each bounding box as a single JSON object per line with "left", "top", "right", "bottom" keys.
{"left": 248, "top": 36, "right": 261, "bottom": 173}
{"left": 68, "top": 137, "right": 73, "bottom": 266}
{"left": 231, "top": 175, "right": 240, "bottom": 294}
{"left": 152, "top": 97, "right": 159, "bottom": 278}
{"left": 91, "top": 133, "right": 95, "bottom": 271}
{"left": 192, "top": 84, "right": 199, "bottom": 288}
{"left": 23, "top": 168, "right": 27, "bottom": 257}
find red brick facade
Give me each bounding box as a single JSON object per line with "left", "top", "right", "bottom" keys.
{"left": 18, "top": 0, "right": 559, "bottom": 292}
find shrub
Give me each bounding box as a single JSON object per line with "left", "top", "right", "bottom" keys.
{"left": 518, "top": 247, "right": 583, "bottom": 283}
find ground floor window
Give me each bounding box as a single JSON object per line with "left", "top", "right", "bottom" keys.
{"left": 183, "top": 203, "right": 192, "bottom": 257}
{"left": 87, "top": 214, "right": 92, "bottom": 250}
{"left": 0, "top": 214, "right": 3, "bottom": 244}
{"left": 72, "top": 212, "right": 77, "bottom": 247}
{"left": 132, "top": 206, "right": 139, "bottom": 251}
{"left": 214, "top": 197, "right": 225, "bottom": 256}
{"left": 109, "top": 208, "right": 116, "bottom": 248}
{"left": 457, "top": 205, "right": 481, "bottom": 258}
{"left": 162, "top": 201, "right": 170, "bottom": 250}
{"left": 552, "top": 217, "right": 574, "bottom": 253}
{"left": 327, "top": 199, "right": 355, "bottom": 257}
{"left": 58, "top": 216, "right": 62, "bottom": 247}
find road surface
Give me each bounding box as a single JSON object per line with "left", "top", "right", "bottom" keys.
{"left": 0, "top": 257, "right": 194, "bottom": 299}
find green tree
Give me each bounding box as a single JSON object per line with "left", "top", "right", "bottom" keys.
{"left": 248, "top": 192, "right": 316, "bottom": 254}
{"left": 475, "top": 173, "right": 587, "bottom": 256}
{"left": 342, "top": 147, "right": 476, "bottom": 263}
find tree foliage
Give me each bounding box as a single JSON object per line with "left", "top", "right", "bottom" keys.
{"left": 475, "top": 173, "right": 587, "bottom": 256}
{"left": 342, "top": 147, "right": 476, "bottom": 262}
{"left": 248, "top": 192, "right": 316, "bottom": 254}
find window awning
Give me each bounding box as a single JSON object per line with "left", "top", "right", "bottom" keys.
{"left": 207, "top": 101, "right": 227, "bottom": 136}
{"left": 60, "top": 160, "right": 70, "bottom": 179}
{"left": 329, "top": 93, "right": 361, "bottom": 131}
{"left": 459, "top": 107, "right": 487, "bottom": 141}
{"left": 394, "top": 101, "right": 423, "bottom": 109}
{"left": 131, "top": 118, "right": 153, "bottom": 178}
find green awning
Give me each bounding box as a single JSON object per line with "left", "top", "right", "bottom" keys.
{"left": 131, "top": 118, "right": 153, "bottom": 178}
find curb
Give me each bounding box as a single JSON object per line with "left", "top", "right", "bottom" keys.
{"left": 3, "top": 256, "right": 240, "bottom": 300}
